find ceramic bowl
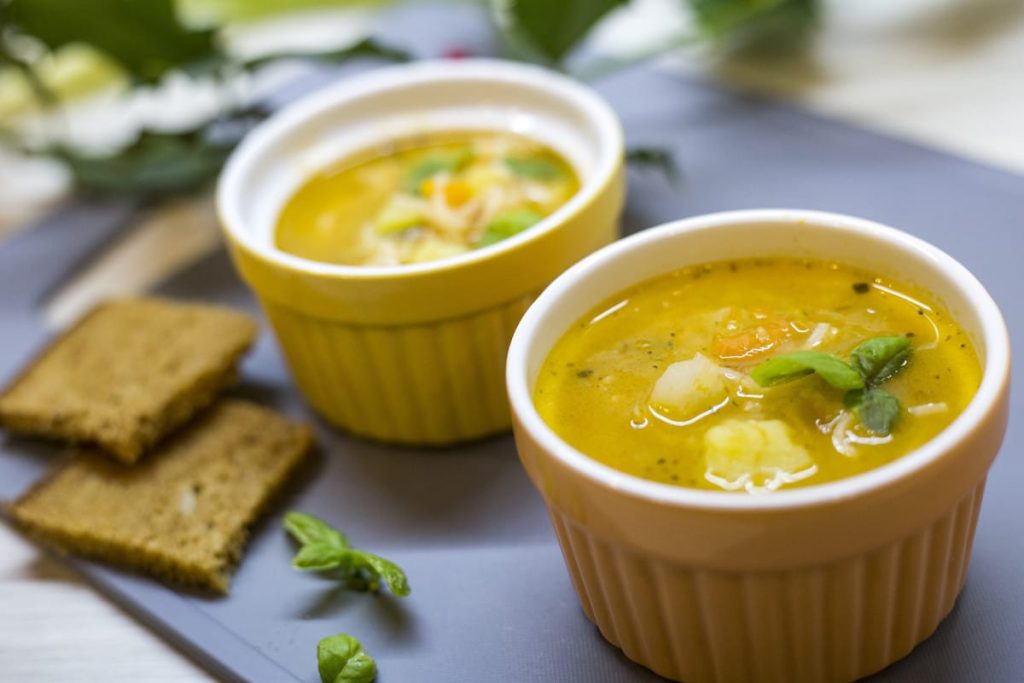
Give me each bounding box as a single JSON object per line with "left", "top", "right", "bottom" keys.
{"left": 506, "top": 209, "right": 1010, "bottom": 682}
{"left": 218, "top": 59, "right": 624, "bottom": 444}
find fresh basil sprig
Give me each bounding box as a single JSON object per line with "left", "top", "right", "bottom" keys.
{"left": 284, "top": 512, "right": 410, "bottom": 597}
{"left": 751, "top": 335, "right": 912, "bottom": 436}
{"left": 317, "top": 634, "right": 377, "bottom": 683}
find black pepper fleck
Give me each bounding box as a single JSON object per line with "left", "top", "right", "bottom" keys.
{"left": 852, "top": 282, "right": 870, "bottom": 294}
{"left": 576, "top": 369, "right": 593, "bottom": 378}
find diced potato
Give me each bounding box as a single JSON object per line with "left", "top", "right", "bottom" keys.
{"left": 703, "top": 419, "right": 813, "bottom": 489}
{"left": 463, "top": 164, "right": 506, "bottom": 194}
{"left": 410, "top": 237, "right": 469, "bottom": 263}
{"left": 649, "top": 353, "right": 728, "bottom": 419}
{"left": 373, "top": 199, "right": 422, "bottom": 235}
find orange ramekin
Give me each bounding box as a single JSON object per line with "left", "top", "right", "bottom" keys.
{"left": 218, "top": 60, "right": 624, "bottom": 444}
{"left": 507, "top": 210, "right": 1011, "bottom": 682}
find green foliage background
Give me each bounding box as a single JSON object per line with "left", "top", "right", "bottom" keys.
{"left": 0, "top": 0, "right": 817, "bottom": 197}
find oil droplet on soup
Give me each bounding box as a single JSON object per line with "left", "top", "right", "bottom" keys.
{"left": 533, "top": 259, "right": 981, "bottom": 493}
{"left": 275, "top": 131, "right": 579, "bottom": 266}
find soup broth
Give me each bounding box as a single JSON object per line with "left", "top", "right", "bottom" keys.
{"left": 275, "top": 131, "right": 579, "bottom": 266}
{"left": 534, "top": 258, "right": 981, "bottom": 493}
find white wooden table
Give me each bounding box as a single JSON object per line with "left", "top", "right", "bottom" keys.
{"left": 2, "top": 1, "right": 1022, "bottom": 680}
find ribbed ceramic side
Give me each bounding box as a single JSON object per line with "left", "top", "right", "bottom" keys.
{"left": 548, "top": 478, "right": 987, "bottom": 683}
{"left": 261, "top": 294, "right": 535, "bottom": 444}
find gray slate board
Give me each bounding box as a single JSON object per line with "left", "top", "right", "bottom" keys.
{"left": 2, "top": 33, "right": 1023, "bottom": 683}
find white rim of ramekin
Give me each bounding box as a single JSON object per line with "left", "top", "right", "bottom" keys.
{"left": 507, "top": 209, "right": 1011, "bottom": 511}
{"left": 216, "top": 58, "right": 623, "bottom": 280}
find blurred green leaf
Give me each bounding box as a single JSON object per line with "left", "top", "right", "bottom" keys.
{"left": 51, "top": 132, "right": 232, "bottom": 195}
{"left": 242, "top": 36, "right": 410, "bottom": 70}
{"left": 626, "top": 147, "right": 680, "bottom": 183}
{"left": 8, "top": 0, "right": 221, "bottom": 84}
{"left": 180, "top": 0, "right": 392, "bottom": 26}
{"left": 490, "top": 0, "right": 630, "bottom": 64}
{"left": 688, "top": 0, "right": 818, "bottom": 48}
{"left": 44, "top": 106, "right": 266, "bottom": 196}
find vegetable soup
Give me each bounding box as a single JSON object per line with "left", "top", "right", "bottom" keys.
{"left": 534, "top": 258, "right": 981, "bottom": 493}
{"left": 275, "top": 131, "right": 579, "bottom": 266}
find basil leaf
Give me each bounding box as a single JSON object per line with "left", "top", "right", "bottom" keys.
{"left": 284, "top": 511, "right": 350, "bottom": 549}
{"left": 354, "top": 552, "right": 411, "bottom": 597}
{"left": 850, "top": 336, "right": 911, "bottom": 385}
{"left": 846, "top": 387, "right": 902, "bottom": 436}
{"left": 504, "top": 157, "right": 562, "bottom": 180}
{"left": 477, "top": 209, "right": 543, "bottom": 247}
{"left": 292, "top": 544, "right": 345, "bottom": 572}
{"left": 317, "top": 634, "right": 377, "bottom": 683}
{"left": 751, "top": 351, "right": 864, "bottom": 390}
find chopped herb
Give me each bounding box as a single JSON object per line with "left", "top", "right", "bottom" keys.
{"left": 504, "top": 157, "right": 562, "bottom": 180}
{"left": 477, "top": 209, "right": 543, "bottom": 247}
{"left": 403, "top": 148, "right": 473, "bottom": 194}
{"left": 317, "top": 633, "right": 377, "bottom": 683}
{"left": 284, "top": 512, "right": 410, "bottom": 597}
{"left": 852, "top": 282, "right": 870, "bottom": 294}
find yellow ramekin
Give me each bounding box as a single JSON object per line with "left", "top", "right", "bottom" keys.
{"left": 217, "top": 60, "right": 624, "bottom": 444}
{"left": 507, "top": 210, "right": 1011, "bottom": 683}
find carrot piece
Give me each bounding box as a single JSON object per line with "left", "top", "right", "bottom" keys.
{"left": 712, "top": 319, "right": 790, "bottom": 361}
{"left": 443, "top": 180, "right": 473, "bottom": 207}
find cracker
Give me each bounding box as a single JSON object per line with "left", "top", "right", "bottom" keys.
{"left": 0, "top": 297, "right": 258, "bottom": 463}
{"left": 10, "top": 400, "right": 312, "bottom": 593}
